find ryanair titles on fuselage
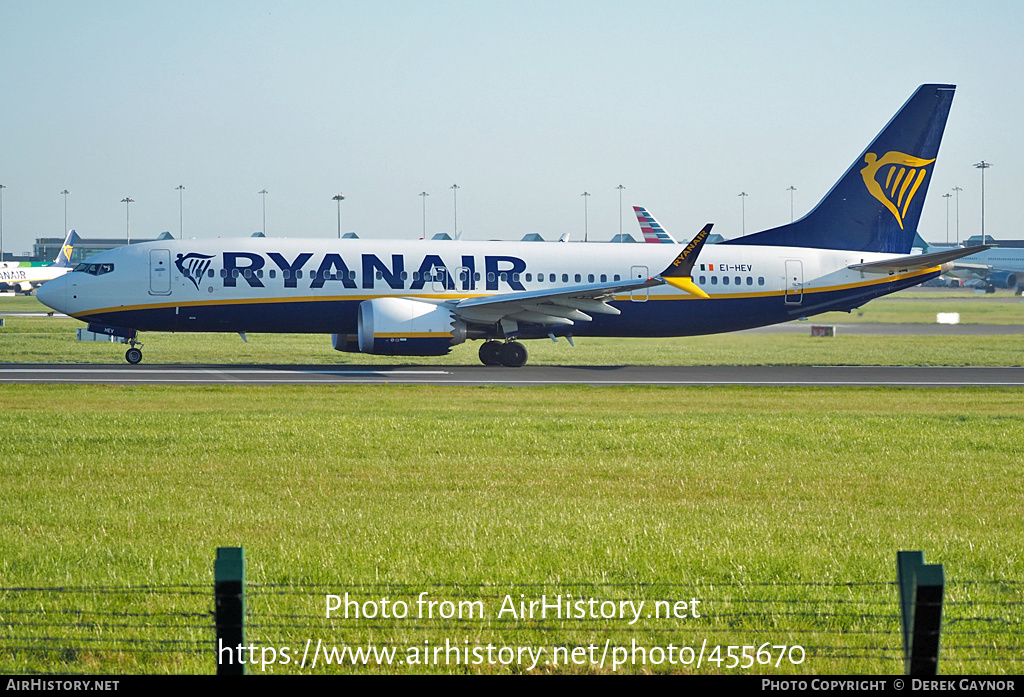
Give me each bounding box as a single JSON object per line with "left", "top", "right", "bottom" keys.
{"left": 0, "top": 268, "right": 30, "bottom": 282}
{"left": 175, "top": 250, "right": 532, "bottom": 292}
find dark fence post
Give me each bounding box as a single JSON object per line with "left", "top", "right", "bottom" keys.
{"left": 215, "top": 546, "right": 247, "bottom": 675}
{"left": 897, "top": 550, "right": 944, "bottom": 675}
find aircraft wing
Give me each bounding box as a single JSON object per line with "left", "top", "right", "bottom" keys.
{"left": 449, "top": 224, "right": 713, "bottom": 329}
{"left": 451, "top": 276, "right": 649, "bottom": 326}
{"left": 848, "top": 244, "right": 992, "bottom": 273}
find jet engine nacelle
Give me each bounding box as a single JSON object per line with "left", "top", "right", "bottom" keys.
{"left": 987, "top": 271, "right": 1018, "bottom": 290}
{"left": 333, "top": 297, "right": 466, "bottom": 356}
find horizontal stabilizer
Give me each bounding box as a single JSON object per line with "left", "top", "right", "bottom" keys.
{"left": 849, "top": 245, "right": 992, "bottom": 273}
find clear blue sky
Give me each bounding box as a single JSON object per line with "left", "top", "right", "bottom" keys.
{"left": 2, "top": 0, "right": 1020, "bottom": 254}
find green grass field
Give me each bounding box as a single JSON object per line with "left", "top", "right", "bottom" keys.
{"left": 2, "top": 289, "right": 1021, "bottom": 674}
{"left": 1, "top": 386, "right": 1021, "bottom": 674}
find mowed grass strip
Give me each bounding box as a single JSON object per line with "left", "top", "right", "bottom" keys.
{"left": 1, "top": 385, "right": 1021, "bottom": 673}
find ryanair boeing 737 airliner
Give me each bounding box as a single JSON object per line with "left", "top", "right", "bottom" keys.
{"left": 37, "top": 84, "right": 985, "bottom": 366}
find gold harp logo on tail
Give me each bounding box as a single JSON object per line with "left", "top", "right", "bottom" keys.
{"left": 860, "top": 151, "right": 935, "bottom": 229}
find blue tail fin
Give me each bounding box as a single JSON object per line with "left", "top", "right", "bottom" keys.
{"left": 51, "top": 230, "right": 80, "bottom": 268}
{"left": 724, "top": 84, "right": 955, "bottom": 254}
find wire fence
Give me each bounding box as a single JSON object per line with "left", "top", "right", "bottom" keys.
{"left": 1, "top": 578, "right": 1020, "bottom": 674}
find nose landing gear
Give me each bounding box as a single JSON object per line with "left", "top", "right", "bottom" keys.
{"left": 124, "top": 336, "right": 144, "bottom": 364}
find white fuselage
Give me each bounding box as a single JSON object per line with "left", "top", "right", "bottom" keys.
{"left": 38, "top": 236, "right": 935, "bottom": 340}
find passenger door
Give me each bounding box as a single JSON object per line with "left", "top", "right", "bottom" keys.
{"left": 149, "top": 249, "right": 172, "bottom": 296}
{"left": 630, "top": 265, "right": 649, "bottom": 302}
{"left": 784, "top": 259, "right": 803, "bottom": 305}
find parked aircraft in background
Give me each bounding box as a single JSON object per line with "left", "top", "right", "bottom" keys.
{"left": 0, "top": 230, "right": 79, "bottom": 294}
{"left": 913, "top": 234, "right": 1021, "bottom": 292}
{"left": 38, "top": 84, "right": 986, "bottom": 365}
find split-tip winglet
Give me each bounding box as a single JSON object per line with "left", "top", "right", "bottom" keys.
{"left": 657, "top": 224, "right": 713, "bottom": 299}
{"left": 664, "top": 275, "right": 711, "bottom": 299}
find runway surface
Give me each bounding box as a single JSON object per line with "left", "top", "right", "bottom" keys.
{"left": 2, "top": 363, "right": 1023, "bottom": 386}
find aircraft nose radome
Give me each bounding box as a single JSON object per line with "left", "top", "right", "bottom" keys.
{"left": 36, "top": 276, "right": 66, "bottom": 313}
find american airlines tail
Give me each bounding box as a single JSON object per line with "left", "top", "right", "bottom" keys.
{"left": 633, "top": 207, "right": 677, "bottom": 244}
{"left": 724, "top": 84, "right": 955, "bottom": 254}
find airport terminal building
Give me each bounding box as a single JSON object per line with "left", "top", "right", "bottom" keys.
{"left": 31, "top": 232, "right": 175, "bottom": 265}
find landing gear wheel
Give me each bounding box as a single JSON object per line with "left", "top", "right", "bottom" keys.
{"left": 499, "top": 341, "right": 528, "bottom": 368}
{"left": 479, "top": 341, "right": 504, "bottom": 366}
{"left": 125, "top": 347, "right": 143, "bottom": 365}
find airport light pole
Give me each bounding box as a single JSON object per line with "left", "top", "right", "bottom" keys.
{"left": 973, "top": 161, "right": 991, "bottom": 244}
{"left": 787, "top": 185, "right": 796, "bottom": 222}
{"left": 581, "top": 191, "right": 590, "bottom": 242}
{"left": 121, "top": 197, "right": 134, "bottom": 244}
{"left": 61, "top": 189, "right": 70, "bottom": 234}
{"left": 419, "top": 191, "right": 429, "bottom": 238}
{"left": 738, "top": 191, "right": 748, "bottom": 235}
{"left": 942, "top": 192, "right": 952, "bottom": 244}
{"left": 259, "top": 190, "right": 268, "bottom": 236}
{"left": 332, "top": 193, "right": 345, "bottom": 238}
{"left": 952, "top": 186, "right": 963, "bottom": 245}
{"left": 176, "top": 185, "right": 185, "bottom": 238}
{"left": 450, "top": 184, "right": 459, "bottom": 236}
{"left": 0, "top": 184, "right": 5, "bottom": 262}
{"left": 616, "top": 184, "right": 626, "bottom": 240}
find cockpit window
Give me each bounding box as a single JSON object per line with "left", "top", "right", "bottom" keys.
{"left": 73, "top": 263, "right": 114, "bottom": 276}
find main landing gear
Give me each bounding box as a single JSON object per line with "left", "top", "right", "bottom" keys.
{"left": 124, "top": 336, "right": 144, "bottom": 364}
{"left": 478, "top": 340, "right": 528, "bottom": 368}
